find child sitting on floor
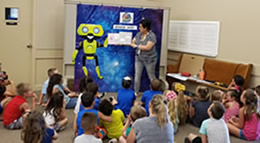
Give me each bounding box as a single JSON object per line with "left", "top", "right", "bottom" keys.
{"left": 78, "top": 82, "right": 101, "bottom": 113}
{"left": 0, "top": 71, "right": 16, "bottom": 115}
{"left": 74, "top": 112, "right": 102, "bottom": 143}
{"left": 73, "top": 91, "right": 112, "bottom": 137}
{"left": 43, "top": 92, "right": 68, "bottom": 132}
{"left": 115, "top": 76, "right": 136, "bottom": 117}
{"left": 210, "top": 90, "right": 224, "bottom": 102}
{"left": 255, "top": 85, "right": 260, "bottom": 140}
{"left": 227, "top": 89, "right": 260, "bottom": 141}
{"left": 228, "top": 75, "right": 245, "bottom": 93}
{"left": 254, "top": 85, "right": 260, "bottom": 115}
{"left": 174, "top": 83, "right": 187, "bottom": 125}
{"left": 228, "top": 75, "right": 245, "bottom": 106}
{"left": 21, "top": 111, "right": 58, "bottom": 143}
{"left": 86, "top": 82, "right": 101, "bottom": 110}
{"left": 99, "top": 98, "right": 124, "bottom": 141}
{"left": 0, "top": 95, "right": 12, "bottom": 114}
{"left": 222, "top": 90, "right": 240, "bottom": 122}
{"left": 74, "top": 76, "right": 93, "bottom": 114}
{"left": 47, "top": 73, "right": 78, "bottom": 109}
{"left": 0, "top": 71, "right": 16, "bottom": 98}
{"left": 119, "top": 105, "right": 146, "bottom": 143}
{"left": 141, "top": 79, "right": 162, "bottom": 115}
{"left": 189, "top": 86, "right": 211, "bottom": 127}
{"left": 165, "top": 91, "right": 179, "bottom": 134}
{"left": 185, "top": 101, "right": 230, "bottom": 143}
{"left": 3, "top": 83, "right": 37, "bottom": 129}
{"left": 165, "top": 83, "right": 187, "bottom": 133}
{"left": 36, "top": 68, "right": 58, "bottom": 106}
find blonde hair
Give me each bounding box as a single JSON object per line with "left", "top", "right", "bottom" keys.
{"left": 210, "top": 90, "right": 223, "bottom": 102}
{"left": 163, "top": 90, "right": 170, "bottom": 97}
{"left": 177, "top": 91, "right": 187, "bottom": 124}
{"left": 130, "top": 105, "right": 147, "bottom": 122}
{"left": 16, "top": 83, "right": 31, "bottom": 95}
{"left": 171, "top": 82, "right": 178, "bottom": 90}
{"left": 168, "top": 83, "right": 187, "bottom": 125}
{"left": 150, "top": 94, "right": 168, "bottom": 127}
{"left": 168, "top": 99, "right": 177, "bottom": 126}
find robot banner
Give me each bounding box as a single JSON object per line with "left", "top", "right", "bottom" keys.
{"left": 73, "top": 4, "right": 163, "bottom": 92}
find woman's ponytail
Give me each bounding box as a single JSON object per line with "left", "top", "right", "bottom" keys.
{"left": 151, "top": 95, "right": 168, "bottom": 128}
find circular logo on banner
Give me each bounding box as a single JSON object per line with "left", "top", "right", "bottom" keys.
{"left": 122, "top": 13, "right": 132, "bottom": 23}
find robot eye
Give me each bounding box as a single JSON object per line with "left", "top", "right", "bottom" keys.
{"left": 82, "top": 27, "right": 88, "bottom": 33}
{"left": 93, "top": 27, "right": 100, "bottom": 34}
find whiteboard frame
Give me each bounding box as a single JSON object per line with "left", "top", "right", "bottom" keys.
{"left": 168, "top": 20, "right": 220, "bottom": 57}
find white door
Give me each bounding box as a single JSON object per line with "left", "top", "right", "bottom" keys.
{"left": 0, "top": 0, "right": 33, "bottom": 84}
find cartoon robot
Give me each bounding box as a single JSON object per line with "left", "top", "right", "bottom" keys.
{"left": 72, "top": 24, "right": 108, "bottom": 79}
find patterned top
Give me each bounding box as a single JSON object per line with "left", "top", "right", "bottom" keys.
{"left": 134, "top": 31, "right": 157, "bottom": 61}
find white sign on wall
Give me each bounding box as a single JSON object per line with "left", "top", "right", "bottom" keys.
{"left": 108, "top": 32, "right": 132, "bottom": 45}
{"left": 113, "top": 24, "right": 137, "bottom": 30}
{"left": 120, "top": 12, "right": 134, "bottom": 24}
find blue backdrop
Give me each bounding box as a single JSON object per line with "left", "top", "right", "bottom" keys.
{"left": 74, "top": 4, "right": 163, "bottom": 92}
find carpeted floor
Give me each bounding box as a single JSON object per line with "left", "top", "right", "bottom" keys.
{"left": 0, "top": 93, "right": 259, "bottom": 143}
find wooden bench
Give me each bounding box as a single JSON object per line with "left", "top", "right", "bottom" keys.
{"left": 167, "top": 54, "right": 253, "bottom": 89}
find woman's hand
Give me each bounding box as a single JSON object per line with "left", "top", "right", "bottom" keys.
{"left": 130, "top": 43, "right": 137, "bottom": 48}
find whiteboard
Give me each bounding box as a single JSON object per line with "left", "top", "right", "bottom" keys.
{"left": 168, "top": 21, "right": 220, "bottom": 57}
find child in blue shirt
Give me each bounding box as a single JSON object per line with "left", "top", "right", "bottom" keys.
{"left": 185, "top": 101, "right": 230, "bottom": 143}
{"left": 74, "top": 112, "right": 102, "bottom": 143}
{"left": 87, "top": 83, "right": 101, "bottom": 110}
{"left": 73, "top": 91, "right": 112, "bottom": 137}
{"left": 141, "top": 79, "right": 162, "bottom": 115}
{"left": 74, "top": 76, "right": 93, "bottom": 114}
{"left": 78, "top": 82, "right": 101, "bottom": 112}
{"left": 37, "top": 68, "right": 58, "bottom": 105}
{"left": 115, "top": 76, "right": 136, "bottom": 117}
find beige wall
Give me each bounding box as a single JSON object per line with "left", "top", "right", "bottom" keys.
{"left": 66, "top": 0, "right": 170, "bottom": 7}
{"left": 167, "top": 0, "right": 260, "bottom": 88}
{"left": 2, "top": 0, "right": 260, "bottom": 89}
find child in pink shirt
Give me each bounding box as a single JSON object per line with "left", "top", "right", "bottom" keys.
{"left": 227, "top": 89, "right": 260, "bottom": 141}
{"left": 223, "top": 90, "right": 240, "bottom": 122}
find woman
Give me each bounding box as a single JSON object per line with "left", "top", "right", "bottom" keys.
{"left": 130, "top": 19, "right": 157, "bottom": 93}
{"left": 127, "top": 95, "right": 174, "bottom": 143}
{"left": 47, "top": 73, "right": 78, "bottom": 109}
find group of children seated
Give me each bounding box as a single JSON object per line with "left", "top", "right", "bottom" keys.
{"left": 0, "top": 67, "right": 260, "bottom": 143}
{"left": 183, "top": 75, "right": 260, "bottom": 143}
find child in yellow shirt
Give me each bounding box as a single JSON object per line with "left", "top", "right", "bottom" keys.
{"left": 98, "top": 98, "right": 124, "bottom": 141}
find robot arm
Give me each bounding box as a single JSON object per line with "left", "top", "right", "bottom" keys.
{"left": 97, "top": 37, "right": 108, "bottom": 48}
{"left": 103, "top": 37, "right": 108, "bottom": 47}
{"left": 72, "top": 42, "right": 83, "bottom": 64}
